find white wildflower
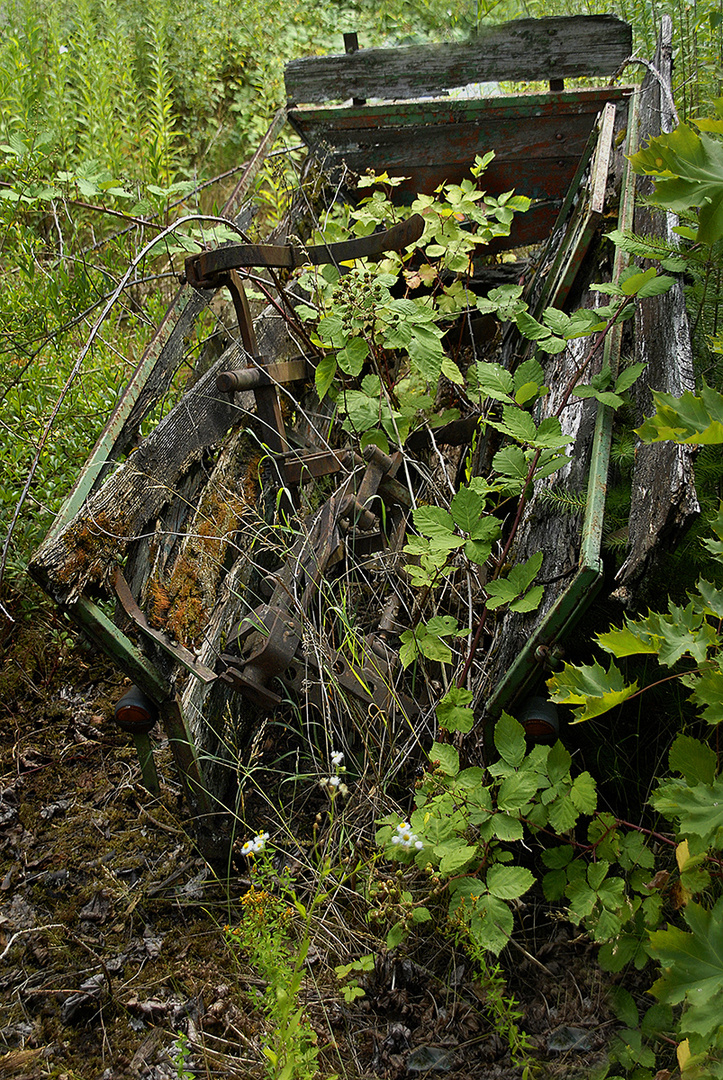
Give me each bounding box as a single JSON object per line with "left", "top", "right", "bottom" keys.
{"left": 330, "top": 750, "right": 344, "bottom": 768}
{"left": 391, "top": 821, "right": 422, "bottom": 849}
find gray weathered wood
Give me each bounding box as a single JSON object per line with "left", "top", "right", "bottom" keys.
{"left": 30, "top": 342, "right": 250, "bottom": 603}
{"left": 477, "top": 100, "right": 631, "bottom": 719}
{"left": 285, "top": 16, "right": 631, "bottom": 105}
{"left": 617, "top": 15, "right": 699, "bottom": 586}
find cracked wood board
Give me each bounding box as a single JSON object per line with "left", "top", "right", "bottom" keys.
{"left": 616, "top": 14, "right": 699, "bottom": 586}
{"left": 285, "top": 16, "right": 631, "bottom": 104}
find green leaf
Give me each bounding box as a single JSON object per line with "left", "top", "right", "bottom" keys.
{"left": 636, "top": 382, "right": 723, "bottom": 445}
{"left": 669, "top": 734, "right": 717, "bottom": 786}
{"left": 413, "top": 505, "right": 456, "bottom": 540}
{"left": 494, "top": 713, "right": 526, "bottom": 767}
{"left": 485, "top": 551, "right": 543, "bottom": 610}
{"left": 548, "top": 794, "right": 580, "bottom": 832}
{"left": 490, "top": 814, "right": 524, "bottom": 841}
{"left": 441, "top": 355, "right": 464, "bottom": 385}
{"left": 430, "top": 742, "right": 460, "bottom": 777}
{"left": 470, "top": 894, "right": 514, "bottom": 956}
{"left": 649, "top": 898, "right": 723, "bottom": 1039}
{"left": 510, "top": 584, "right": 544, "bottom": 613}
{"left": 317, "top": 313, "right": 345, "bottom": 345}
{"left": 542, "top": 868, "right": 568, "bottom": 901}
{"left": 530, "top": 417, "right": 572, "bottom": 450}
{"left": 597, "top": 618, "right": 661, "bottom": 657}
{"left": 464, "top": 523, "right": 499, "bottom": 566}
{"left": 614, "top": 362, "right": 647, "bottom": 394}
{"left": 438, "top": 842, "right": 478, "bottom": 875}
{"left": 542, "top": 844, "right": 574, "bottom": 870}
{"left": 546, "top": 741, "right": 572, "bottom": 783}
{"left": 486, "top": 863, "right": 535, "bottom": 900}
{"left": 651, "top": 775, "right": 723, "bottom": 848}
{"left": 497, "top": 771, "right": 541, "bottom": 810}
{"left": 689, "top": 664, "right": 723, "bottom": 724}
{"left": 315, "top": 355, "right": 337, "bottom": 401}
{"left": 493, "top": 445, "right": 528, "bottom": 480}
{"left": 629, "top": 122, "right": 723, "bottom": 246}
{"left": 488, "top": 405, "right": 538, "bottom": 444}
{"left": 450, "top": 487, "right": 486, "bottom": 534}
{"left": 696, "top": 577, "right": 723, "bottom": 619}
{"left": 437, "top": 685, "right": 475, "bottom": 734}
{"left": 570, "top": 772, "right": 597, "bottom": 813}
{"left": 408, "top": 324, "right": 446, "bottom": 383}
{"left": 337, "top": 337, "right": 369, "bottom": 376}
{"left": 386, "top": 921, "right": 406, "bottom": 950}
{"left": 548, "top": 659, "right": 637, "bottom": 722}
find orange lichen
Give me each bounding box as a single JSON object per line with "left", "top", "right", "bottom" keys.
{"left": 147, "top": 474, "right": 253, "bottom": 647}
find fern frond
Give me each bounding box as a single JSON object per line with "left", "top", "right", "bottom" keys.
{"left": 537, "top": 487, "right": 587, "bottom": 514}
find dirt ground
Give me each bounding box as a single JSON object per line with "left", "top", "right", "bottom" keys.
{"left": 0, "top": 614, "right": 629, "bottom": 1080}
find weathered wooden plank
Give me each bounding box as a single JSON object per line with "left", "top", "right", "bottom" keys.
{"left": 29, "top": 342, "right": 250, "bottom": 603}
{"left": 285, "top": 16, "right": 632, "bottom": 104}
{"left": 617, "top": 15, "right": 699, "bottom": 586}
{"left": 478, "top": 99, "right": 632, "bottom": 721}
{"left": 289, "top": 88, "right": 631, "bottom": 246}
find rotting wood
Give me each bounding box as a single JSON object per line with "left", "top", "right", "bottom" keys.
{"left": 49, "top": 106, "right": 288, "bottom": 536}
{"left": 617, "top": 14, "right": 699, "bottom": 587}
{"left": 478, "top": 97, "right": 632, "bottom": 721}
{"left": 284, "top": 16, "right": 631, "bottom": 104}
{"left": 29, "top": 343, "right": 251, "bottom": 604}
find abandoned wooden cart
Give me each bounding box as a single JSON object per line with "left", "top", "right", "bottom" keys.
{"left": 29, "top": 15, "right": 696, "bottom": 823}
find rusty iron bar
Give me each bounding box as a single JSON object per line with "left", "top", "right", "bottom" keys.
{"left": 183, "top": 213, "right": 424, "bottom": 286}
{"left": 216, "top": 358, "right": 308, "bottom": 393}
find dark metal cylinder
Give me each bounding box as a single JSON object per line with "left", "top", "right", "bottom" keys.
{"left": 516, "top": 695, "right": 560, "bottom": 742}
{"left": 114, "top": 686, "right": 158, "bottom": 735}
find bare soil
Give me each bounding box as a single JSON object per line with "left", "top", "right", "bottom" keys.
{"left": 0, "top": 618, "right": 621, "bottom": 1080}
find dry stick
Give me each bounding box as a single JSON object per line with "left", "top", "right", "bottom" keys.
{"left": 456, "top": 299, "right": 632, "bottom": 689}
{"left": 0, "top": 213, "right": 250, "bottom": 619}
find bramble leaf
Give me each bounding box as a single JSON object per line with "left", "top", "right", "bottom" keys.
{"left": 494, "top": 713, "right": 526, "bottom": 767}
{"left": 430, "top": 741, "right": 460, "bottom": 777}
{"left": 485, "top": 551, "right": 544, "bottom": 611}
{"left": 437, "top": 685, "right": 475, "bottom": 734}
{"left": 486, "top": 863, "right": 534, "bottom": 900}
{"left": 668, "top": 734, "right": 717, "bottom": 786}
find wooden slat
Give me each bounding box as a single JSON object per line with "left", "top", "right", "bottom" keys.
{"left": 618, "top": 15, "right": 699, "bottom": 585}
{"left": 29, "top": 342, "right": 249, "bottom": 603}
{"left": 289, "top": 88, "right": 631, "bottom": 246}
{"left": 285, "top": 16, "right": 631, "bottom": 105}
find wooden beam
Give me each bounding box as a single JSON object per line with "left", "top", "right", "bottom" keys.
{"left": 285, "top": 16, "right": 631, "bottom": 105}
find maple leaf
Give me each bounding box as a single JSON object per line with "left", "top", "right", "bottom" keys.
{"left": 649, "top": 898, "right": 723, "bottom": 1045}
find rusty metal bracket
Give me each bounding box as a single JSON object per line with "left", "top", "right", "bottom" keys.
{"left": 183, "top": 214, "right": 425, "bottom": 287}
{"left": 219, "top": 445, "right": 410, "bottom": 710}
